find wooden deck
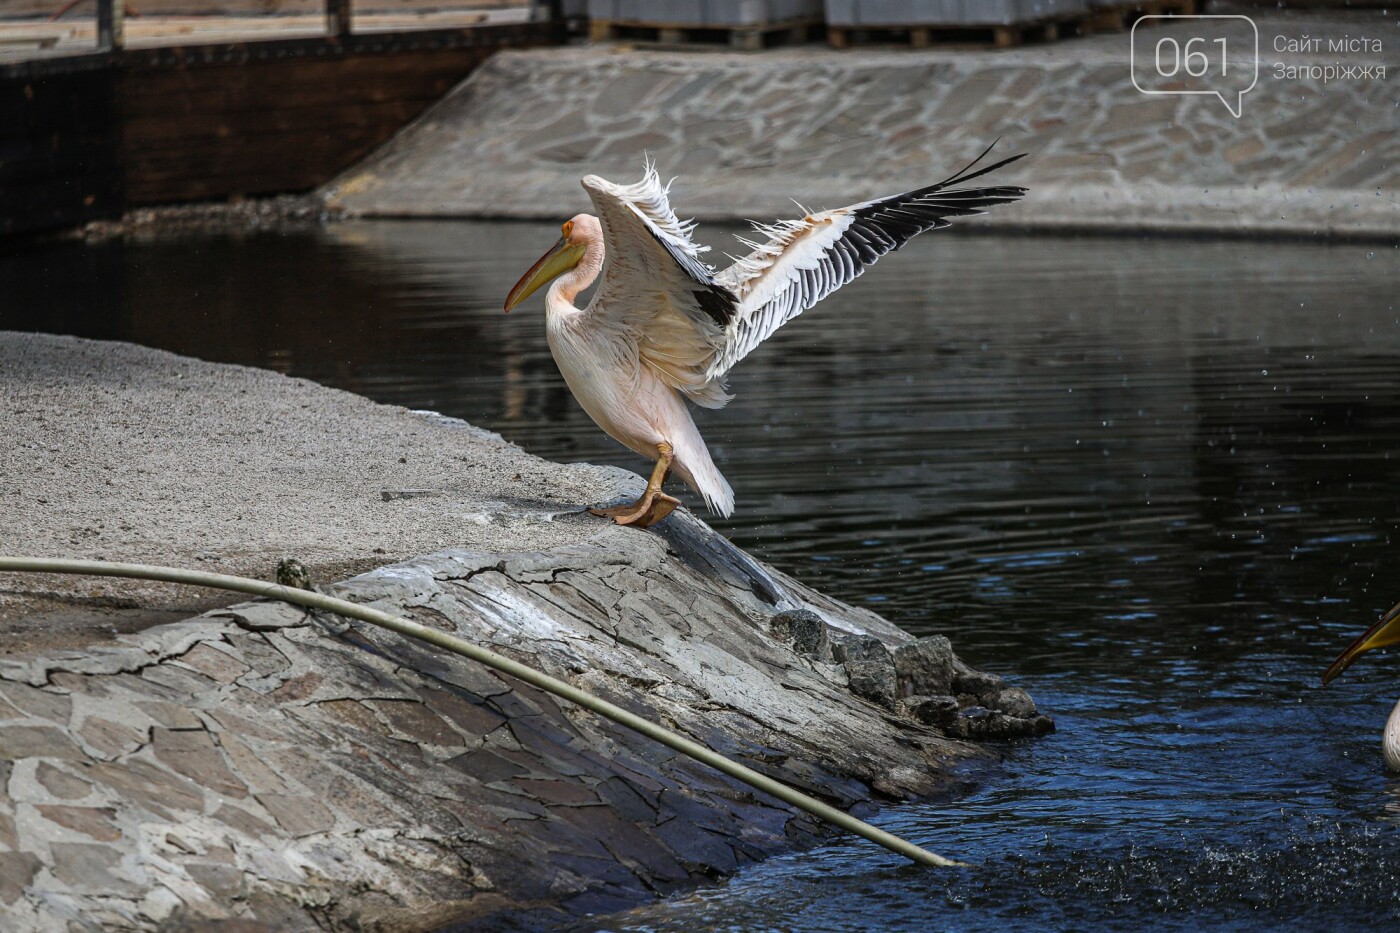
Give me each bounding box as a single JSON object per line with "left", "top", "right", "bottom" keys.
{"left": 0, "top": 9, "right": 532, "bottom": 63}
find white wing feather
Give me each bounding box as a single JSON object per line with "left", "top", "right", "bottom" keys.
{"left": 707, "top": 147, "right": 1028, "bottom": 381}
{"left": 579, "top": 148, "right": 1026, "bottom": 403}
{"left": 581, "top": 164, "right": 737, "bottom": 408}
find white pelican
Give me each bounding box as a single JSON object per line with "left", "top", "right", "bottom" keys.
{"left": 1324, "top": 601, "right": 1400, "bottom": 771}
{"left": 504, "top": 145, "right": 1027, "bottom": 526}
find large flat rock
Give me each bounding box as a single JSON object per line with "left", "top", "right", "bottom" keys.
{"left": 0, "top": 333, "right": 1048, "bottom": 930}
{"left": 0, "top": 333, "right": 624, "bottom": 633}
{"left": 325, "top": 13, "right": 1399, "bottom": 238}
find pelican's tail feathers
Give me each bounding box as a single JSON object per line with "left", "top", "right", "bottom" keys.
{"left": 671, "top": 443, "right": 734, "bottom": 518}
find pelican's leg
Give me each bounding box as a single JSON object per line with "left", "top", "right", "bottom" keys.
{"left": 590, "top": 442, "right": 681, "bottom": 527}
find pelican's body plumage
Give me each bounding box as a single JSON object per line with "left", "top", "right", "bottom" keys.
{"left": 543, "top": 249, "right": 735, "bottom": 515}
{"left": 505, "top": 146, "right": 1028, "bottom": 525}
{"left": 1385, "top": 699, "right": 1400, "bottom": 772}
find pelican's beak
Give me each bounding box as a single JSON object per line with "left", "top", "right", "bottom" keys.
{"left": 1323, "top": 600, "right": 1400, "bottom": 685}
{"left": 504, "top": 236, "right": 586, "bottom": 312}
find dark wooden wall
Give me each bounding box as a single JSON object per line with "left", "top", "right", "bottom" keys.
{"left": 0, "top": 21, "right": 559, "bottom": 237}
{"left": 120, "top": 41, "right": 504, "bottom": 205}
{"left": 1, "top": 58, "right": 122, "bottom": 237}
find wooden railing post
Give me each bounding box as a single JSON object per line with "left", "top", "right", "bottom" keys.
{"left": 326, "top": 0, "right": 353, "bottom": 38}
{"left": 96, "top": 0, "right": 124, "bottom": 51}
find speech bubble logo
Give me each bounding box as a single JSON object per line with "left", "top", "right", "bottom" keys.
{"left": 1131, "top": 15, "right": 1259, "bottom": 118}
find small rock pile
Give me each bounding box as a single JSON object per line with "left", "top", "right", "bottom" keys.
{"left": 770, "top": 609, "right": 1053, "bottom": 740}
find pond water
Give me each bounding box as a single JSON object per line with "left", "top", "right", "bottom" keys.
{"left": 6, "top": 220, "right": 1400, "bottom": 930}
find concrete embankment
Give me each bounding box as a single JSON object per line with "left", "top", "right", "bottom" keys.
{"left": 326, "top": 11, "right": 1398, "bottom": 239}
{"left": 0, "top": 334, "right": 1048, "bottom": 931}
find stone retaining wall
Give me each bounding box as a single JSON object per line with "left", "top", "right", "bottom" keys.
{"left": 327, "top": 12, "right": 1398, "bottom": 238}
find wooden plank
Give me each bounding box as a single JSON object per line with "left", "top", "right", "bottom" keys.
{"left": 122, "top": 69, "right": 470, "bottom": 112}
{"left": 0, "top": 173, "right": 123, "bottom": 235}
{"left": 826, "top": 15, "right": 1090, "bottom": 49}
{"left": 0, "top": 127, "right": 119, "bottom": 158}
{"left": 0, "top": 34, "right": 60, "bottom": 49}
{"left": 587, "top": 16, "right": 819, "bottom": 50}
{"left": 122, "top": 127, "right": 394, "bottom": 201}
{"left": 123, "top": 161, "right": 349, "bottom": 202}
{"left": 123, "top": 128, "right": 390, "bottom": 171}
{"left": 123, "top": 79, "right": 457, "bottom": 118}
{"left": 118, "top": 21, "right": 557, "bottom": 73}
{"left": 0, "top": 92, "right": 119, "bottom": 135}
{"left": 0, "top": 147, "right": 118, "bottom": 184}
{"left": 121, "top": 50, "right": 486, "bottom": 107}
{"left": 123, "top": 98, "right": 433, "bottom": 145}
{"left": 123, "top": 129, "right": 390, "bottom": 172}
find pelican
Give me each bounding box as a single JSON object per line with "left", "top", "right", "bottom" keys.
{"left": 1324, "top": 600, "right": 1400, "bottom": 771}
{"left": 504, "top": 145, "right": 1027, "bottom": 527}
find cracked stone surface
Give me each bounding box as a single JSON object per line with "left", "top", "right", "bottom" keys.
{"left": 326, "top": 12, "right": 1398, "bottom": 238}
{"left": 1, "top": 333, "right": 1050, "bottom": 930}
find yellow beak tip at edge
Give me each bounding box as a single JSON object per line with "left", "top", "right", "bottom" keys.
{"left": 1322, "top": 600, "right": 1400, "bottom": 686}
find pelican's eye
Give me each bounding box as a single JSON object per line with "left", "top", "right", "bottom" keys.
{"left": 562, "top": 220, "right": 574, "bottom": 241}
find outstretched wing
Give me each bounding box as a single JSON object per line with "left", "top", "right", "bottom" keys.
{"left": 582, "top": 164, "right": 738, "bottom": 408}
{"left": 708, "top": 145, "right": 1027, "bottom": 382}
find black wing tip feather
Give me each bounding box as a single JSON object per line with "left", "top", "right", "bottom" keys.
{"left": 856, "top": 148, "right": 1027, "bottom": 231}
{"left": 942, "top": 139, "right": 1029, "bottom": 188}
{"left": 858, "top": 143, "right": 1028, "bottom": 220}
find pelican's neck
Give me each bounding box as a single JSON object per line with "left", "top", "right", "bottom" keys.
{"left": 547, "top": 236, "right": 604, "bottom": 316}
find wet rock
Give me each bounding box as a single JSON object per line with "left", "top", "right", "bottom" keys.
{"left": 952, "top": 662, "right": 1006, "bottom": 701}
{"left": 833, "top": 634, "right": 897, "bottom": 710}
{"left": 831, "top": 633, "right": 878, "bottom": 666}
{"left": 769, "top": 609, "right": 831, "bottom": 662}
{"left": 902, "top": 695, "right": 961, "bottom": 729}
{"left": 844, "top": 659, "right": 897, "bottom": 711}
{"left": 990, "top": 686, "right": 1039, "bottom": 719}
{"left": 946, "top": 706, "right": 1055, "bottom": 741}
{"left": 892, "top": 635, "right": 956, "bottom": 698}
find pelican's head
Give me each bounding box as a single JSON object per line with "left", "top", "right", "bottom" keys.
{"left": 504, "top": 214, "right": 599, "bottom": 312}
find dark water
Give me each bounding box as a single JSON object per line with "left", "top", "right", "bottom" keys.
{"left": 6, "top": 221, "right": 1400, "bottom": 930}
